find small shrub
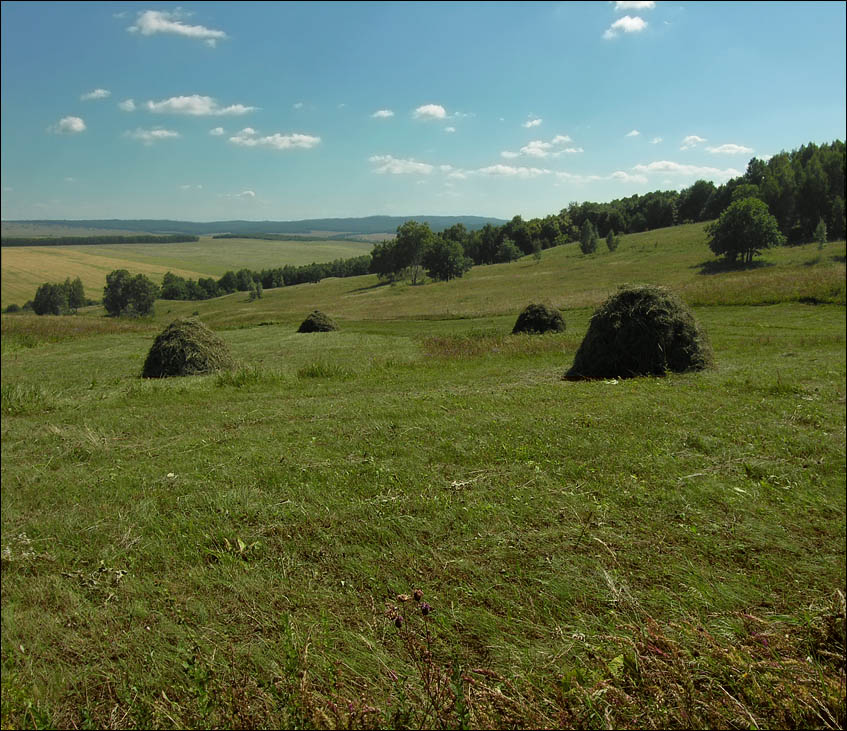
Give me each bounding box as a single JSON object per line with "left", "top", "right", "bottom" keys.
{"left": 297, "top": 310, "right": 338, "bottom": 333}
{"left": 142, "top": 318, "right": 235, "bottom": 378}
{"left": 565, "top": 285, "right": 713, "bottom": 380}
{"left": 4, "top": 303, "right": 21, "bottom": 314}
{"left": 512, "top": 303, "right": 566, "bottom": 335}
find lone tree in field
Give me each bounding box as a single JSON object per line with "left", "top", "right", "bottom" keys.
{"left": 565, "top": 285, "right": 713, "bottom": 380}
{"left": 142, "top": 318, "right": 235, "bottom": 378}
{"left": 297, "top": 310, "right": 338, "bottom": 333}
{"left": 579, "top": 220, "right": 599, "bottom": 255}
{"left": 512, "top": 303, "right": 566, "bottom": 335}
{"left": 705, "top": 197, "right": 785, "bottom": 265}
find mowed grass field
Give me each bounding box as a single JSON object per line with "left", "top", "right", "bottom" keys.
{"left": 0, "top": 237, "right": 374, "bottom": 309}
{"left": 1, "top": 226, "right": 845, "bottom": 729}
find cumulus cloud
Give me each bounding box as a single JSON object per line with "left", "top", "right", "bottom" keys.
{"left": 209, "top": 127, "right": 224, "bottom": 136}
{"left": 706, "top": 143, "right": 754, "bottom": 155}
{"left": 502, "top": 135, "right": 582, "bottom": 159}
{"left": 118, "top": 99, "right": 136, "bottom": 112}
{"left": 522, "top": 117, "right": 542, "bottom": 128}
{"left": 477, "top": 164, "right": 552, "bottom": 179}
{"left": 128, "top": 9, "right": 227, "bottom": 47}
{"left": 444, "top": 126, "right": 456, "bottom": 133}
{"left": 631, "top": 160, "right": 741, "bottom": 181}
{"left": 48, "top": 116, "right": 86, "bottom": 134}
{"left": 229, "top": 128, "right": 320, "bottom": 150}
{"left": 625, "top": 129, "right": 640, "bottom": 137}
{"left": 146, "top": 95, "right": 256, "bottom": 116}
{"left": 369, "top": 155, "right": 434, "bottom": 175}
{"left": 179, "top": 184, "right": 203, "bottom": 190}
{"left": 680, "top": 135, "right": 707, "bottom": 150}
{"left": 610, "top": 170, "right": 649, "bottom": 184}
{"left": 603, "top": 15, "right": 647, "bottom": 39}
{"left": 650, "top": 136, "right": 663, "bottom": 144}
{"left": 124, "top": 127, "right": 180, "bottom": 145}
{"left": 293, "top": 102, "right": 304, "bottom": 109}
{"left": 615, "top": 1, "right": 655, "bottom": 10}
{"left": 414, "top": 104, "right": 447, "bottom": 120}
{"left": 371, "top": 109, "right": 394, "bottom": 119}
{"left": 81, "top": 88, "right": 110, "bottom": 101}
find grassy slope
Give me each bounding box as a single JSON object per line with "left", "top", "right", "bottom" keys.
{"left": 1, "top": 224, "right": 845, "bottom": 729}
{"left": 0, "top": 237, "right": 374, "bottom": 308}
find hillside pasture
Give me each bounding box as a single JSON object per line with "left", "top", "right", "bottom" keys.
{"left": 1, "top": 236, "right": 375, "bottom": 308}
{"left": 1, "top": 223, "right": 844, "bottom": 728}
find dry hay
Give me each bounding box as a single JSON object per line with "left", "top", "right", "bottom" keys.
{"left": 565, "top": 285, "right": 713, "bottom": 380}
{"left": 141, "top": 318, "right": 235, "bottom": 378}
{"left": 297, "top": 310, "right": 339, "bottom": 333}
{"left": 512, "top": 303, "right": 566, "bottom": 335}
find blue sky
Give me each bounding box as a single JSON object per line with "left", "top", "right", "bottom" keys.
{"left": 1, "top": 1, "right": 845, "bottom": 222}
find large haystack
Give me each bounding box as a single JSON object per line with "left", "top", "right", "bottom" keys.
{"left": 142, "top": 318, "right": 235, "bottom": 378}
{"left": 512, "top": 303, "right": 566, "bottom": 335}
{"left": 565, "top": 285, "right": 713, "bottom": 380}
{"left": 297, "top": 310, "right": 338, "bottom": 333}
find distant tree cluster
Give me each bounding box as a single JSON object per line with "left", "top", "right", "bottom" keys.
{"left": 30, "top": 277, "right": 87, "bottom": 315}
{"left": 157, "top": 255, "right": 373, "bottom": 301}
{"left": 1, "top": 234, "right": 199, "bottom": 247}
{"left": 370, "top": 221, "right": 473, "bottom": 283}
{"left": 103, "top": 270, "right": 159, "bottom": 317}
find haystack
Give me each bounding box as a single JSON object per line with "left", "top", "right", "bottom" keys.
{"left": 297, "top": 310, "right": 338, "bottom": 333}
{"left": 142, "top": 318, "right": 234, "bottom": 378}
{"left": 512, "top": 303, "right": 566, "bottom": 335}
{"left": 565, "top": 285, "right": 712, "bottom": 380}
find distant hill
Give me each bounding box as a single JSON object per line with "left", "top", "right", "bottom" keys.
{"left": 2, "top": 215, "right": 507, "bottom": 237}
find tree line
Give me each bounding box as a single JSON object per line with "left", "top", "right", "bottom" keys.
{"left": 1, "top": 234, "right": 199, "bottom": 247}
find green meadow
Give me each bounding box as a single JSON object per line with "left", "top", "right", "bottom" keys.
{"left": 1, "top": 226, "right": 845, "bottom": 729}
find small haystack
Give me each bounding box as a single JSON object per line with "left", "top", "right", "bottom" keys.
{"left": 297, "top": 310, "right": 338, "bottom": 333}
{"left": 512, "top": 303, "right": 566, "bottom": 335}
{"left": 565, "top": 285, "right": 713, "bottom": 380}
{"left": 142, "top": 318, "right": 235, "bottom": 378}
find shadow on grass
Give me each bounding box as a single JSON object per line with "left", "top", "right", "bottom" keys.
{"left": 831, "top": 254, "right": 846, "bottom": 264}
{"left": 694, "top": 259, "right": 774, "bottom": 276}
{"left": 348, "top": 280, "right": 393, "bottom": 294}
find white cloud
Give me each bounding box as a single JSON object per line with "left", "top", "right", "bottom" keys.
{"left": 124, "top": 128, "right": 180, "bottom": 145}
{"left": 603, "top": 15, "right": 647, "bottom": 39}
{"left": 48, "top": 116, "right": 86, "bottom": 134}
{"left": 145, "top": 95, "right": 256, "bottom": 116}
{"left": 615, "top": 1, "right": 656, "bottom": 10}
{"left": 414, "top": 104, "right": 447, "bottom": 120}
{"left": 81, "top": 88, "right": 110, "bottom": 101}
{"left": 444, "top": 126, "right": 456, "bottom": 133}
{"left": 219, "top": 190, "right": 256, "bottom": 199}
{"left": 610, "top": 170, "right": 648, "bottom": 184}
{"left": 447, "top": 170, "right": 467, "bottom": 180}
{"left": 179, "top": 184, "right": 203, "bottom": 190}
{"left": 230, "top": 128, "right": 320, "bottom": 150}
{"left": 650, "top": 136, "right": 663, "bottom": 144}
{"left": 209, "top": 127, "right": 224, "bottom": 136}
{"left": 369, "top": 155, "right": 434, "bottom": 175}
{"left": 118, "top": 99, "right": 136, "bottom": 112}
{"left": 680, "top": 135, "right": 707, "bottom": 150}
{"left": 128, "top": 9, "right": 227, "bottom": 46}
{"left": 706, "top": 143, "right": 754, "bottom": 155}
{"left": 503, "top": 135, "right": 581, "bottom": 159}
{"left": 476, "top": 164, "right": 551, "bottom": 179}
{"left": 293, "top": 102, "right": 304, "bottom": 109}
{"left": 371, "top": 109, "right": 394, "bottom": 119}
{"left": 523, "top": 117, "right": 542, "bottom": 128}
{"left": 625, "top": 129, "right": 640, "bottom": 137}
{"left": 64, "top": 177, "right": 76, "bottom": 183}
{"left": 631, "top": 160, "right": 741, "bottom": 181}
